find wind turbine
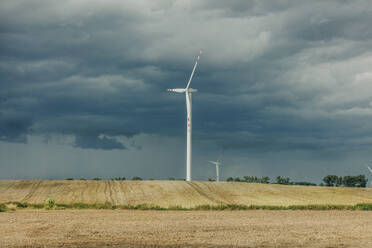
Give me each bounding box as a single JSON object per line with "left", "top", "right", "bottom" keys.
{"left": 365, "top": 164, "right": 372, "bottom": 174}
{"left": 208, "top": 152, "right": 223, "bottom": 182}
{"left": 365, "top": 164, "right": 372, "bottom": 187}
{"left": 167, "top": 50, "right": 202, "bottom": 182}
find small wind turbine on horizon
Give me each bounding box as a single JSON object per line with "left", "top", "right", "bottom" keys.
{"left": 167, "top": 50, "right": 202, "bottom": 182}
{"left": 365, "top": 163, "right": 372, "bottom": 187}
{"left": 208, "top": 152, "right": 224, "bottom": 182}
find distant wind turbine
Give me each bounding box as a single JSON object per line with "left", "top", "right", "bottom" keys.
{"left": 167, "top": 50, "right": 202, "bottom": 182}
{"left": 208, "top": 152, "right": 224, "bottom": 182}
{"left": 365, "top": 164, "right": 372, "bottom": 187}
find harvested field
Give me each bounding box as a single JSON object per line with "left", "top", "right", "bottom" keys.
{"left": 1, "top": 210, "right": 372, "bottom": 247}
{"left": 1, "top": 180, "right": 372, "bottom": 207}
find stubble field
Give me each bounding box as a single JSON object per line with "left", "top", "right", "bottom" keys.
{"left": 1, "top": 180, "right": 372, "bottom": 207}
{"left": 1, "top": 210, "right": 372, "bottom": 247}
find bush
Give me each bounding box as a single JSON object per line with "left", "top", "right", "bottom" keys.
{"left": 0, "top": 203, "right": 7, "bottom": 212}
{"left": 354, "top": 203, "right": 372, "bottom": 210}
{"left": 44, "top": 198, "right": 55, "bottom": 209}
{"left": 168, "top": 205, "right": 187, "bottom": 210}
{"left": 293, "top": 182, "right": 317, "bottom": 186}
{"left": 6, "top": 202, "right": 28, "bottom": 208}
{"left": 113, "top": 177, "right": 126, "bottom": 181}
{"left": 31, "top": 203, "right": 45, "bottom": 209}
{"left": 287, "top": 205, "right": 353, "bottom": 210}
{"left": 132, "top": 176, "right": 143, "bottom": 181}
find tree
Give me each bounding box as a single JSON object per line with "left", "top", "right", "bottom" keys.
{"left": 355, "top": 175, "right": 368, "bottom": 187}
{"left": 323, "top": 175, "right": 333, "bottom": 186}
{"left": 323, "top": 175, "right": 338, "bottom": 186}
{"left": 336, "top": 176, "right": 343, "bottom": 187}
{"left": 276, "top": 176, "right": 290, "bottom": 185}
{"left": 323, "top": 174, "right": 368, "bottom": 188}
{"left": 132, "top": 176, "right": 142, "bottom": 181}
{"left": 234, "top": 177, "right": 241, "bottom": 182}
{"left": 242, "top": 176, "right": 270, "bottom": 184}
{"left": 226, "top": 177, "right": 234, "bottom": 182}
{"left": 243, "top": 176, "right": 256, "bottom": 182}
{"left": 343, "top": 176, "right": 355, "bottom": 187}
{"left": 113, "top": 177, "right": 126, "bottom": 181}
{"left": 261, "top": 176, "right": 270, "bottom": 184}
{"left": 342, "top": 175, "right": 368, "bottom": 187}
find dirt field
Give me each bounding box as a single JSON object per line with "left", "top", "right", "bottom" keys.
{"left": 1, "top": 180, "right": 372, "bottom": 207}
{"left": 1, "top": 210, "right": 372, "bottom": 247}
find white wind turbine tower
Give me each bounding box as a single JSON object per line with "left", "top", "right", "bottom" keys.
{"left": 208, "top": 152, "right": 223, "bottom": 182}
{"left": 167, "top": 50, "right": 202, "bottom": 182}
{"left": 365, "top": 164, "right": 372, "bottom": 187}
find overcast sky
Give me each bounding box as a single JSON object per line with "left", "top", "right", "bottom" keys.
{"left": 1, "top": 0, "right": 372, "bottom": 183}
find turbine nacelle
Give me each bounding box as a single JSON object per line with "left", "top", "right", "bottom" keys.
{"left": 167, "top": 88, "right": 198, "bottom": 93}
{"left": 208, "top": 161, "right": 220, "bottom": 166}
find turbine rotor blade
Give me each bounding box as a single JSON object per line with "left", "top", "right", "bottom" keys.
{"left": 365, "top": 164, "right": 372, "bottom": 174}
{"left": 217, "top": 150, "right": 224, "bottom": 163}
{"left": 186, "top": 50, "right": 202, "bottom": 89}
{"left": 167, "top": 88, "right": 186, "bottom": 93}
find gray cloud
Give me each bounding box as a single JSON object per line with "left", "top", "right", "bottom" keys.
{"left": 74, "top": 135, "right": 126, "bottom": 150}
{"left": 1, "top": 0, "right": 372, "bottom": 180}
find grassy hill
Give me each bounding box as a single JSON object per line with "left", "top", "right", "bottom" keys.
{"left": 1, "top": 180, "right": 372, "bottom": 208}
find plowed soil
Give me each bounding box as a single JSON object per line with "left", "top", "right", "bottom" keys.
{"left": 1, "top": 180, "right": 372, "bottom": 207}
{"left": 1, "top": 210, "right": 372, "bottom": 247}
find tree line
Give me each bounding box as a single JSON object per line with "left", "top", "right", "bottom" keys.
{"left": 65, "top": 174, "right": 368, "bottom": 188}
{"left": 322, "top": 175, "right": 367, "bottom": 187}
{"left": 226, "top": 176, "right": 315, "bottom": 186}
{"left": 225, "top": 174, "right": 368, "bottom": 188}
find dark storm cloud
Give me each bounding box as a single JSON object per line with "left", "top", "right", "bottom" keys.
{"left": 0, "top": 114, "right": 31, "bottom": 143}
{"left": 74, "top": 135, "right": 126, "bottom": 150}
{"left": 1, "top": 0, "right": 372, "bottom": 155}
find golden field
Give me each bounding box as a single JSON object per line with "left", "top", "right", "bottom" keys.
{"left": 2, "top": 181, "right": 372, "bottom": 247}
{"left": 1, "top": 210, "right": 372, "bottom": 247}
{"left": 1, "top": 180, "right": 372, "bottom": 207}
